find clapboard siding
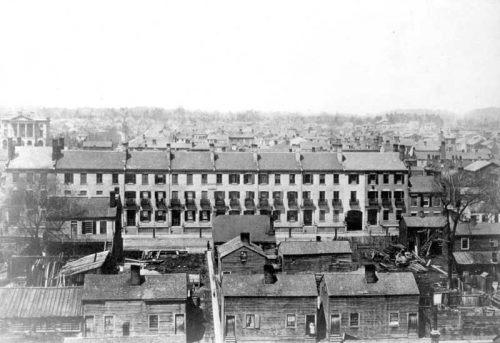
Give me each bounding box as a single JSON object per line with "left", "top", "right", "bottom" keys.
{"left": 323, "top": 295, "right": 419, "bottom": 339}
{"left": 224, "top": 297, "right": 317, "bottom": 341}
{"left": 219, "top": 246, "right": 267, "bottom": 274}
{"left": 83, "top": 300, "right": 186, "bottom": 342}
{"left": 454, "top": 234, "right": 499, "bottom": 251}
{"left": 282, "top": 253, "right": 352, "bottom": 273}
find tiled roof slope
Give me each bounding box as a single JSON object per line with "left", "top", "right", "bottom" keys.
{"left": 83, "top": 273, "right": 187, "bottom": 301}
{"left": 215, "top": 152, "right": 257, "bottom": 171}
{"left": 222, "top": 273, "right": 317, "bottom": 297}
{"left": 278, "top": 240, "right": 352, "bottom": 255}
{"left": 56, "top": 150, "right": 125, "bottom": 170}
{"left": 258, "top": 153, "right": 301, "bottom": 171}
{"left": 212, "top": 215, "right": 275, "bottom": 243}
{"left": 127, "top": 150, "right": 169, "bottom": 170}
{"left": 0, "top": 287, "right": 83, "bottom": 318}
{"left": 170, "top": 151, "right": 213, "bottom": 171}
{"left": 455, "top": 222, "right": 500, "bottom": 236}
{"left": 343, "top": 152, "right": 406, "bottom": 171}
{"left": 402, "top": 216, "right": 447, "bottom": 228}
{"left": 409, "top": 175, "right": 442, "bottom": 193}
{"left": 323, "top": 272, "right": 420, "bottom": 296}
{"left": 217, "top": 236, "right": 266, "bottom": 258}
{"left": 301, "top": 152, "right": 343, "bottom": 171}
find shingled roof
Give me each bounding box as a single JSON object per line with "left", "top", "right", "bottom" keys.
{"left": 343, "top": 152, "right": 406, "bottom": 171}
{"left": 56, "top": 150, "right": 125, "bottom": 170}
{"left": 258, "top": 153, "right": 301, "bottom": 171}
{"left": 217, "top": 235, "right": 266, "bottom": 259}
{"left": 83, "top": 273, "right": 187, "bottom": 301}
{"left": 409, "top": 175, "right": 442, "bottom": 193}
{"left": 212, "top": 215, "right": 275, "bottom": 244}
{"left": 127, "top": 150, "right": 170, "bottom": 170}
{"left": 323, "top": 272, "right": 420, "bottom": 297}
{"left": 60, "top": 251, "right": 110, "bottom": 276}
{"left": 215, "top": 152, "right": 257, "bottom": 171}
{"left": 402, "top": 216, "right": 447, "bottom": 228}
{"left": 301, "top": 152, "right": 343, "bottom": 171}
{"left": 453, "top": 251, "right": 499, "bottom": 265}
{"left": 278, "top": 240, "right": 352, "bottom": 256}
{"left": 455, "top": 222, "right": 500, "bottom": 236}
{"left": 0, "top": 287, "right": 83, "bottom": 318}
{"left": 46, "top": 197, "right": 116, "bottom": 220}
{"left": 222, "top": 273, "right": 317, "bottom": 297}
{"left": 170, "top": 151, "right": 213, "bottom": 171}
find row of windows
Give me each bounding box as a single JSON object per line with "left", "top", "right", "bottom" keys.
{"left": 84, "top": 314, "right": 185, "bottom": 337}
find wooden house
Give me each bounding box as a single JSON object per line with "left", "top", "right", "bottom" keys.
{"left": 212, "top": 215, "right": 276, "bottom": 252}
{"left": 217, "top": 232, "right": 268, "bottom": 275}
{"left": 221, "top": 268, "right": 319, "bottom": 342}
{"left": 0, "top": 287, "right": 83, "bottom": 340}
{"left": 399, "top": 215, "right": 447, "bottom": 255}
{"left": 453, "top": 222, "right": 500, "bottom": 279}
{"left": 59, "top": 250, "right": 113, "bottom": 286}
{"left": 278, "top": 239, "right": 353, "bottom": 273}
{"left": 81, "top": 267, "right": 188, "bottom": 342}
{"left": 319, "top": 267, "right": 420, "bottom": 341}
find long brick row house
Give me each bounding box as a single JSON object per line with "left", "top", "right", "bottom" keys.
{"left": 3, "top": 141, "right": 410, "bottom": 240}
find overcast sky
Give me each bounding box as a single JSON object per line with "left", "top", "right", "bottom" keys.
{"left": 0, "top": 0, "right": 499, "bottom": 114}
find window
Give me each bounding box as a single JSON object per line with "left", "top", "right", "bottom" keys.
{"left": 70, "top": 221, "right": 77, "bottom": 236}
{"left": 140, "top": 210, "right": 151, "bottom": 222}
{"left": 84, "top": 316, "right": 94, "bottom": 337}
{"left": 333, "top": 191, "right": 339, "bottom": 200}
{"left": 122, "top": 322, "right": 130, "bottom": 336}
{"left": 27, "top": 172, "right": 34, "bottom": 183}
{"left": 112, "top": 173, "right": 119, "bottom": 184}
{"left": 411, "top": 196, "right": 418, "bottom": 207}
{"left": 461, "top": 237, "right": 469, "bottom": 250}
{"left": 289, "top": 174, "right": 296, "bottom": 185}
{"left": 319, "top": 174, "right": 325, "bottom": 185}
{"left": 287, "top": 211, "right": 298, "bottom": 222}
{"left": 389, "top": 312, "right": 399, "bottom": 327}
{"left": 200, "top": 210, "right": 210, "bottom": 222}
{"left": 303, "top": 173, "right": 313, "bottom": 184}
{"left": 350, "top": 191, "right": 357, "bottom": 202}
{"left": 349, "top": 313, "right": 359, "bottom": 327}
{"left": 244, "top": 173, "right": 254, "bottom": 184}
{"left": 149, "top": 315, "right": 159, "bottom": 331}
{"left": 368, "top": 174, "right": 378, "bottom": 184}
{"left": 433, "top": 197, "right": 441, "bottom": 206}
{"left": 319, "top": 210, "right": 326, "bottom": 222}
{"left": 245, "top": 314, "right": 255, "bottom": 328}
{"left": 258, "top": 173, "right": 269, "bottom": 184}
{"left": 100, "top": 221, "right": 107, "bottom": 234}
{"left": 79, "top": 190, "right": 87, "bottom": 196}
{"left": 333, "top": 174, "right": 339, "bottom": 184}
{"left": 125, "top": 173, "right": 136, "bottom": 184}
{"left": 156, "top": 210, "right": 166, "bottom": 221}
{"left": 185, "top": 210, "right": 195, "bottom": 222}
{"left": 175, "top": 314, "right": 185, "bottom": 334}
{"left": 319, "top": 191, "right": 326, "bottom": 201}
{"left": 96, "top": 173, "right": 103, "bottom": 184}
{"left": 240, "top": 251, "right": 247, "bottom": 263}
{"left": 155, "top": 174, "right": 165, "bottom": 184}
{"left": 12, "top": 173, "right": 19, "bottom": 182}
{"left": 64, "top": 190, "right": 72, "bottom": 195}
{"left": 201, "top": 174, "right": 208, "bottom": 184}
{"left": 187, "top": 174, "right": 193, "bottom": 185}
{"left": 395, "top": 173, "right": 404, "bottom": 184}
{"left": 142, "top": 174, "right": 149, "bottom": 185}
{"left": 348, "top": 174, "right": 359, "bottom": 184}
{"left": 216, "top": 174, "right": 223, "bottom": 184}
{"left": 303, "top": 191, "right": 310, "bottom": 199}
{"left": 83, "top": 221, "right": 94, "bottom": 234}
{"left": 96, "top": 190, "right": 103, "bottom": 195}
{"left": 104, "top": 316, "right": 114, "bottom": 336}
{"left": 172, "top": 174, "right": 179, "bottom": 185}
{"left": 383, "top": 174, "right": 389, "bottom": 184}
{"left": 275, "top": 173, "right": 281, "bottom": 185}
{"left": 229, "top": 174, "right": 240, "bottom": 184}
{"left": 333, "top": 210, "right": 340, "bottom": 222}
{"left": 383, "top": 210, "right": 389, "bottom": 221}
{"left": 272, "top": 210, "right": 281, "bottom": 221}
{"left": 64, "top": 173, "right": 74, "bottom": 184}
{"left": 422, "top": 196, "right": 430, "bottom": 207}
{"left": 396, "top": 210, "right": 402, "bottom": 220}
{"left": 286, "top": 314, "right": 296, "bottom": 328}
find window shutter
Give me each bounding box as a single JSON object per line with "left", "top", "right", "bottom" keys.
{"left": 81, "top": 222, "right": 85, "bottom": 235}
{"left": 254, "top": 314, "right": 260, "bottom": 329}
{"left": 184, "top": 211, "right": 188, "bottom": 221}
{"left": 92, "top": 221, "right": 97, "bottom": 234}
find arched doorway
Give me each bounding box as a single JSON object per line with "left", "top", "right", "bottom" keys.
{"left": 346, "top": 210, "right": 363, "bottom": 231}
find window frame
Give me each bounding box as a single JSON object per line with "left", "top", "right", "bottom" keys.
{"left": 319, "top": 174, "right": 326, "bottom": 185}
{"left": 112, "top": 173, "right": 119, "bottom": 184}
{"left": 96, "top": 173, "right": 103, "bottom": 184}
{"left": 461, "top": 237, "right": 469, "bottom": 250}
{"left": 389, "top": 312, "right": 399, "bottom": 328}
{"left": 149, "top": 314, "right": 159, "bottom": 332}
{"left": 142, "top": 173, "right": 149, "bottom": 185}
{"left": 349, "top": 312, "right": 359, "bottom": 328}
{"left": 103, "top": 315, "right": 114, "bottom": 336}
{"left": 286, "top": 314, "right": 297, "bottom": 328}
{"left": 186, "top": 173, "right": 193, "bottom": 185}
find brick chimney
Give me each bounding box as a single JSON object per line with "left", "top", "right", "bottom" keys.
{"left": 295, "top": 152, "right": 301, "bottom": 163}
{"left": 365, "top": 264, "right": 378, "bottom": 284}
{"left": 240, "top": 232, "right": 250, "bottom": 244}
{"left": 316, "top": 235, "right": 321, "bottom": 242}
{"left": 51, "top": 138, "right": 61, "bottom": 161}
{"left": 7, "top": 138, "right": 15, "bottom": 160}
{"left": 263, "top": 264, "right": 277, "bottom": 284}
{"left": 130, "top": 264, "right": 142, "bottom": 286}
{"left": 337, "top": 147, "right": 344, "bottom": 164}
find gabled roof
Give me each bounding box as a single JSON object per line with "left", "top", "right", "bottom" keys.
{"left": 56, "top": 150, "right": 125, "bottom": 170}
{"left": 409, "top": 175, "right": 442, "bottom": 193}
{"left": 453, "top": 251, "right": 499, "bottom": 265}
{"left": 83, "top": 273, "right": 187, "bottom": 301}
{"left": 0, "top": 287, "right": 83, "bottom": 318}
{"left": 82, "top": 140, "right": 113, "bottom": 148}
{"left": 170, "top": 151, "right": 213, "bottom": 171}
{"left": 217, "top": 236, "right": 266, "bottom": 258}
{"left": 278, "top": 240, "right": 352, "bottom": 255}
{"left": 402, "top": 216, "right": 447, "bottom": 228}
{"left": 47, "top": 197, "right": 116, "bottom": 220}
{"left": 212, "top": 215, "right": 275, "bottom": 244}
{"left": 301, "top": 152, "right": 343, "bottom": 171}
{"left": 464, "top": 160, "right": 499, "bottom": 172}
{"left": 60, "top": 251, "right": 110, "bottom": 276}
{"left": 258, "top": 153, "right": 301, "bottom": 171}
{"left": 127, "top": 150, "right": 169, "bottom": 170}
{"left": 343, "top": 152, "right": 406, "bottom": 171}
{"left": 7, "top": 147, "right": 53, "bottom": 170}
{"left": 323, "top": 272, "right": 420, "bottom": 297}
{"left": 222, "top": 273, "right": 317, "bottom": 297}
{"left": 455, "top": 222, "right": 500, "bottom": 236}
{"left": 215, "top": 152, "right": 257, "bottom": 171}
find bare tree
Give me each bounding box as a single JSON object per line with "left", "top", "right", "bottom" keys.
{"left": 437, "top": 169, "right": 497, "bottom": 288}
{"left": 5, "top": 174, "right": 85, "bottom": 255}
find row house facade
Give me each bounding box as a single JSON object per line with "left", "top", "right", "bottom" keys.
{"left": 4, "top": 143, "right": 409, "bottom": 237}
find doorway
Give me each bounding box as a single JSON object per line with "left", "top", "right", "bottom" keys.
{"left": 126, "top": 210, "right": 136, "bottom": 226}
{"left": 367, "top": 209, "right": 378, "bottom": 225}
{"left": 304, "top": 210, "right": 313, "bottom": 226}
{"left": 226, "top": 315, "right": 235, "bottom": 337}
{"left": 306, "top": 314, "right": 316, "bottom": 337}
{"left": 330, "top": 314, "right": 341, "bottom": 335}
{"left": 346, "top": 210, "right": 362, "bottom": 231}
{"left": 172, "top": 210, "right": 181, "bottom": 226}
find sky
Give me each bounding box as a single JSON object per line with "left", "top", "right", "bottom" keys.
{"left": 0, "top": 0, "right": 499, "bottom": 115}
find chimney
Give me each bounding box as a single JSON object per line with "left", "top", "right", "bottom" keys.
{"left": 312, "top": 147, "right": 316, "bottom": 152}
{"left": 337, "top": 147, "right": 344, "bottom": 164}
{"left": 365, "top": 264, "right": 378, "bottom": 283}
{"left": 52, "top": 138, "right": 61, "bottom": 160}
{"left": 7, "top": 138, "right": 15, "bottom": 160}
{"left": 110, "top": 190, "right": 116, "bottom": 207}
{"left": 263, "top": 264, "right": 277, "bottom": 284}
{"left": 393, "top": 144, "right": 398, "bottom": 152}
{"left": 240, "top": 232, "right": 250, "bottom": 244}
{"left": 58, "top": 137, "right": 65, "bottom": 151}
{"left": 493, "top": 252, "right": 498, "bottom": 263}
{"left": 210, "top": 150, "right": 216, "bottom": 166}
{"left": 398, "top": 145, "right": 405, "bottom": 161}
{"left": 295, "top": 152, "right": 301, "bottom": 163}
{"left": 130, "top": 264, "right": 142, "bottom": 286}
{"left": 316, "top": 235, "right": 321, "bottom": 242}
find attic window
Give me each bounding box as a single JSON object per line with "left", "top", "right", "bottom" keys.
{"left": 240, "top": 251, "right": 248, "bottom": 263}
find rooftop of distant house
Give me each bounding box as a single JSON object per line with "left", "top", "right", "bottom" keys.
{"left": 278, "top": 240, "right": 352, "bottom": 256}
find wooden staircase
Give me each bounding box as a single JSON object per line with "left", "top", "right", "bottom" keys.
{"left": 329, "top": 334, "right": 343, "bottom": 342}
{"left": 419, "top": 230, "right": 440, "bottom": 257}
{"left": 224, "top": 336, "right": 236, "bottom": 343}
